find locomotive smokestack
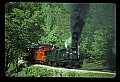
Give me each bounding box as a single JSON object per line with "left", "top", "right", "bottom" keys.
{"left": 70, "top": 3, "right": 89, "bottom": 55}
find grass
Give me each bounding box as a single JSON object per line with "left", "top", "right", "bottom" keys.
{"left": 11, "top": 65, "right": 115, "bottom": 78}
{"left": 6, "top": 61, "right": 116, "bottom": 78}
{"left": 63, "top": 71, "right": 115, "bottom": 78}
{"left": 80, "top": 61, "right": 116, "bottom": 73}
{"left": 80, "top": 61, "right": 106, "bottom": 71}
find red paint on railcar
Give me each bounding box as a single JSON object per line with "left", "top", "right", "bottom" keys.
{"left": 35, "top": 46, "right": 53, "bottom": 61}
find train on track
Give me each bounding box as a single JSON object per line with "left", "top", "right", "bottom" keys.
{"left": 23, "top": 43, "right": 83, "bottom": 68}
{"left": 23, "top": 3, "right": 86, "bottom": 69}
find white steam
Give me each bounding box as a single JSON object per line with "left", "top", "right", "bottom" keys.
{"left": 65, "top": 36, "right": 72, "bottom": 48}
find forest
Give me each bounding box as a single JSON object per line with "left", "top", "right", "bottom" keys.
{"left": 5, "top": 2, "right": 116, "bottom": 77}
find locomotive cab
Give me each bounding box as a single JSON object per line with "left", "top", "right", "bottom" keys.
{"left": 24, "top": 46, "right": 39, "bottom": 62}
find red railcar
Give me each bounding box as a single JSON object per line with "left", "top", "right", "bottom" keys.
{"left": 35, "top": 45, "right": 53, "bottom": 61}
{"left": 24, "top": 43, "right": 54, "bottom": 63}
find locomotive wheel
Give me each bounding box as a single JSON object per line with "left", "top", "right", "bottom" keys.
{"left": 66, "top": 64, "right": 71, "bottom": 69}
{"left": 63, "top": 62, "right": 67, "bottom": 67}
{"left": 74, "top": 65, "right": 78, "bottom": 69}
{"left": 54, "top": 62, "right": 58, "bottom": 67}
{"left": 44, "top": 62, "right": 48, "bottom": 65}
{"left": 48, "top": 61, "right": 52, "bottom": 66}
{"left": 48, "top": 61, "right": 50, "bottom": 66}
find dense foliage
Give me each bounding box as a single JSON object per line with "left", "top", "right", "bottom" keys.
{"left": 79, "top": 3, "right": 116, "bottom": 71}
{"left": 5, "top": 2, "right": 116, "bottom": 76}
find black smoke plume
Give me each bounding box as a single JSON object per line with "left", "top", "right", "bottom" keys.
{"left": 70, "top": 3, "right": 90, "bottom": 54}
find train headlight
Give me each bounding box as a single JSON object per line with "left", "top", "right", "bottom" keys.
{"left": 28, "top": 49, "right": 29, "bottom": 50}
{"left": 74, "top": 51, "right": 76, "bottom": 53}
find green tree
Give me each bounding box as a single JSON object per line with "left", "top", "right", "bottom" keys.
{"left": 5, "top": 2, "right": 44, "bottom": 75}
{"left": 5, "top": 2, "right": 71, "bottom": 76}
{"left": 40, "top": 3, "right": 71, "bottom": 48}
{"left": 79, "top": 3, "right": 116, "bottom": 71}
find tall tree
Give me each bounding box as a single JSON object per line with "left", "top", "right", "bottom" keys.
{"left": 5, "top": 2, "right": 44, "bottom": 75}
{"left": 40, "top": 3, "right": 71, "bottom": 48}
{"left": 79, "top": 3, "right": 116, "bottom": 71}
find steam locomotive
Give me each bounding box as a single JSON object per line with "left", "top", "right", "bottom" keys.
{"left": 24, "top": 43, "right": 83, "bottom": 68}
